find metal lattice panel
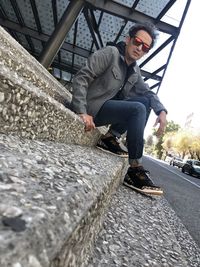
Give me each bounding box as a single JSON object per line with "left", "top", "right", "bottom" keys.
{"left": 16, "top": 0, "right": 37, "bottom": 31}
{"left": 34, "top": 1, "right": 55, "bottom": 35}
{"left": 113, "top": 0, "right": 133, "bottom": 8}
{"left": 99, "top": 13, "right": 124, "bottom": 45}
{"left": 0, "top": 0, "right": 17, "bottom": 22}
{"left": 161, "top": 0, "right": 188, "bottom": 26}
{"left": 32, "top": 38, "right": 43, "bottom": 54}
{"left": 136, "top": 0, "right": 170, "bottom": 18}
{"left": 73, "top": 13, "right": 93, "bottom": 50}
{"left": 74, "top": 54, "right": 87, "bottom": 68}
{"left": 57, "top": 0, "right": 70, "bottom": 21}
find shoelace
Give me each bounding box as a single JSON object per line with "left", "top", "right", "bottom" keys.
{"left": 135, "top": 168, "right": 151, "bottom": 181}
{"left": 109, "top": 136, "right": 120, "bottom": 145}
{"left": 136, "top": 168, "right": 150, "bottom": 175}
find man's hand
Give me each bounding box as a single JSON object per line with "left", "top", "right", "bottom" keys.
{"left": 79, "top": 114, "right": 96, "bottom": 132}
{"left": 153, "top": 111, "right": 167, "bottom": 137}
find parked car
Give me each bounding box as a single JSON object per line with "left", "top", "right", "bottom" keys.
{"left": 182, "top": 159, "right": 200, "bottom": 178}
{"left": 170, "top": 157, "right": 184, "bottom": 168}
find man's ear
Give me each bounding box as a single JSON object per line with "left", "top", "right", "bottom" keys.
{"left": 125, "top": 36, "right": 131, "bottom": 45}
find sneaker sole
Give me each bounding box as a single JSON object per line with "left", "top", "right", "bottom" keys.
{"left": 96, "top": 145, "right": 128, "bottom": 158}
{"left": 123, "top": 181, "right": 163, "bottom": 196}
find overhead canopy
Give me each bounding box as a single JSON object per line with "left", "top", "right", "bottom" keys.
{"left": 0, "top": 0, "right": 191, "bottom": 93}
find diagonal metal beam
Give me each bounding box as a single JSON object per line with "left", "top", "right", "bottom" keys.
{"left": 139, "top": 35, "right": 174, "bottom": 68}
{"left": 83, "top": 7, "right": 104, "bottom": 49}
{"left": 10, "top": 0, "right": 24, "bottom": 25}
{"left": 52, "top": 0, "right": 58, "bottom": 26}
{"left": 156, "top": 0, "right": 176, "bottom": 21}
{"left": 113, "top": 19, "right": 128, "bottom": 43}
{"left": 85, "top": 0, "right": 178, "bottom": 36}
{"left": 0, "top": 3, "right": 7, "bottom": 19}
{"left": 10, "top": 0, "right": 35, "bottom": 53}
{"left": 8, "top": 28, "right": 21, "bottom": 44}
{"left": 39, "top": 0, "right": 84, "bottom": 68}
{"left": 30, "top": 0, "right": 45, "bottom": 48}
{"left": 141, "top": 70, "right": 161, "bottom": 82}
{"left": 150, "top": 82, "right": 160, "bottom": 91}
{"left": 130, "top": 0, "right": 140, "bottom": 12}
{"left": 30, "top": 0, "right": 42, "bottom": 33}
{"left": 143, "top": 64, "right": 166, "bottom": 82}
{"left": 156, "top": 0, "right": 191, "bottom": 94}
{"left": 89, "top": 10, "right": 103, "bottom": 52}
{"left": 51, "top": 0, "right": 61, "bottom": 73}
{"left": 0, "top": 5, "right": 21, "bottom": 44}
{"left": 72, "top": 20, "right": 79, "bottom": 71}
{"left": 90, "top": 8, "right": 104, "bottom": 47}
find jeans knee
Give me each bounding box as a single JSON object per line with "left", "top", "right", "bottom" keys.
{"left": 132, "top": 102, "right": 146, "bottom": 114}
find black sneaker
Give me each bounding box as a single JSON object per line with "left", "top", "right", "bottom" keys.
{"left": 96, "top": 136, "right": 128, "bottom": 158}
{"left": 123, "top": 166, "right": 163, "bottom": 195}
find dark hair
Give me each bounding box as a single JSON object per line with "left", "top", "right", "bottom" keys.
{"left": 129, "top": 22, "right": 158, "bottom": 48}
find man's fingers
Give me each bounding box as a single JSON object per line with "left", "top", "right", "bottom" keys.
{"left": 84, "top": 119, "right": 96, "bottom": 131}
{"left": 156, "top": 125, "right": 165, "bottom": 137}
{"left": 78, "top": 114, "right": 95, "bottom": 131}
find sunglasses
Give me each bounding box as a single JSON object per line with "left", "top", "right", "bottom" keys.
{"left": 131, "top": 36, "right": 151, "bottom": 53}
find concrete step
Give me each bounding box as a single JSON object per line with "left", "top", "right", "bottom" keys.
{"left": 0, "top": 61, "right": 103, "bottom": 146}
{"left": 0, "top": 26, "right": 71, "bottom": 106}
{"left": 88, "top": 185, "right": 200, "bottom": 267}
{"left": 0, "top": 24, "right": 123, "bottom": 267}
{"left": 0, "top": 133, "right": 126, "bottom": 267}
{"left": 0, "top": 24, "right": 108, "bottom": 146}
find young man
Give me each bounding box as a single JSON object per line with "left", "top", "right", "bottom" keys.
{"left": 71, "top": 22, "right": 167, "bottom": 195}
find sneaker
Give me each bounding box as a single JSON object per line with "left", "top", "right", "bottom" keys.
{"left": 96, "top": 135, "right": 128, "bottom": 158}
{"left": 123, "top": 166, "right": 163, "bottom": 195}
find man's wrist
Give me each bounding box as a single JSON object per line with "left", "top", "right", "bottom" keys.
{"left": 156, "top": 109, "right": 167, "bottom": 115}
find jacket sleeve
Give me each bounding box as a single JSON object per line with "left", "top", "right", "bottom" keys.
{"left": 144, "top": 89, "right": 167, "bottom": 115}
{"left": 71, "top": 46, "right": 114, "bottom": 114}
{"left": 132, "top": 71, "right": 167, "bottom": 115}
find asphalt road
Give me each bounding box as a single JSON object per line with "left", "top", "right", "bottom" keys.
{"left": 143, "top": 155, "right": 200, "bottom": 248}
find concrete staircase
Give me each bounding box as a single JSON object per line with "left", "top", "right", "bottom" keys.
{"left": 0, "top": 25, "right": 126, "bottom": 267}
{"left": 0, "top": 26, "right": 200, "bottom": 267}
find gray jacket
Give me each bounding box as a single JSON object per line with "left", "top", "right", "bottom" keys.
{"left": 71, "top": 45, "right": 167, "bottom": 117}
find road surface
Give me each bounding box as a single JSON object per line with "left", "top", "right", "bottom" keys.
{"left": 143, "top": 155, "right": 200, "bottom": 248}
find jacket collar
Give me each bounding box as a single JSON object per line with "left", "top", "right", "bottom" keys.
{"left": 107, "top": 41, "right": 138, "bottom": 73}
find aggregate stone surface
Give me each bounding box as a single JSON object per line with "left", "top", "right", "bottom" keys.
{"left": 0, "top": 25, "right": 104, "bottom": 147}
{"left": 0, "top": 25, "right": 71, "bottom": 106}
{"left": 0, "top": 133, "right": 125, "bottom": 267}
{"left": 88, "top": 186, "right": 192, "bottom": 267}
{"left": 0, "top": 64, "right": 101, "bottom": 146}
{"left": 160, "top": 198, "right": 200, "bottom": 267}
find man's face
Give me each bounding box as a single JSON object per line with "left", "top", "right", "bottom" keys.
{"left": 125, "top": 30, "right": 152, "bottom": 64}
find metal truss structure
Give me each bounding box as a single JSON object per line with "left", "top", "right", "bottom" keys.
{"left": 0, "top": 0, "right": 191, "bottom": 94}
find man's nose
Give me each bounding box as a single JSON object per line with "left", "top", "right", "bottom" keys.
{"left": 137, "top": 44, "right": 143, "bottom": 51}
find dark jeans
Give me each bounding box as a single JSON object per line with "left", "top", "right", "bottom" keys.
{"left": 94, "top": 97, "right": 150, "bottom": 162}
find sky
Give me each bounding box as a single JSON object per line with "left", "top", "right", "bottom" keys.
{"left": 145, "top": 0, "right": 199, "bottom": 137}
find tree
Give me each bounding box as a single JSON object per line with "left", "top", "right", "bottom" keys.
{"left": 146, "top": 135, "right": 153, "bottom": 146}
{"left": 189, "top": 134, "right": 200, "bottom": 160}
{"left": 173, "top": 131, "right": 192, "bottom": 158}
{"left": 153, "top": 120, "right": 180, "bottom": 159}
